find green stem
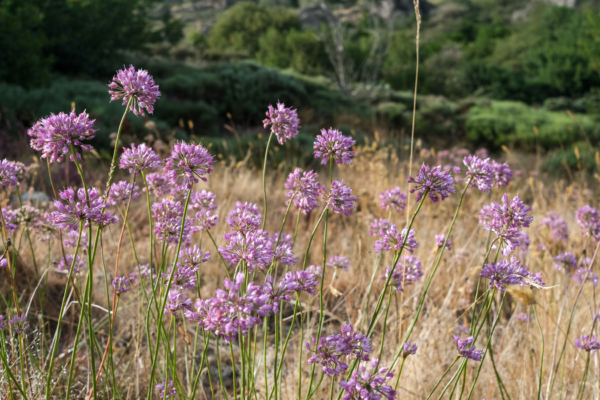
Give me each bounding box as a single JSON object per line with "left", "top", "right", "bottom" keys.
{"left": 533, "top": 305, "right": 544, "bottom": 400}
{"left": 425, "top": 357, "right": 459, "bottom": 400}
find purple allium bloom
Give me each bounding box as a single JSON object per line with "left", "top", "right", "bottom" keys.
{"left": 384, "top": 265, "right": 403, "bottom": 292}
{"left": 145, "top": 172, "right": 179, "bottom": 198}
{"left": 340, "top": 358, "right": 396, "bottom": 400}
{"left": 313, "top": 128, "right": 356, "bottom": 165}
{"left": 575, "top": 205, "right": 600, "bottom": 241}
{"left": 285, "top": 168, "right": 324, "bottom": 214}
{"left": 379, "top": 187, "right": 407, "bottom": 213}
{"left": 407, "top": 164, "right": 457, "bottom": 203}
{"left": 554, "top": 252, "right": 577, "bottom": 271}
{"left": 155, "top": 378, "right": 177, "bottom": 399}
{"left": 375, "top": 224, "right": 418, "bottom": 253}
{"left": 573, "top": 267, "right": 598, "bottom": 287}
{"left": 246, "top": 275, "right": 291, "bottom": 317}
{"left": 463, "top": 155, "right": 493, "bottom": 192}
{"left": 0, "top": 258, "right": 6, "bottom": 268}
{"left": 190, "top": 190, "right": 217, "bottom": 211}
{"left": 322, "top": 180, "right": 357, "bottom": 216}
{"left": 219, "top": 230, "right": 274, "bottom": 272}
{"left": 327, "top": 255, "right": 349, "bottom": 271}
{"left": 271, "top": 234, "right": 297, "bottom": 266}
{"left": 63, "top": 229, "right": 88, "bottom": 249}
{"left": 162, "top": 265, "right": 198, "bottom": 291}
{"left": 575, "top": 335, "right": 600, "bottom": 353}
{"left": 226, "top": 201, "right": 261, "bottom": 234}
{"left": 9, "top": 314, "right": 29, "bottom": 335}
{"left": 263, "top": 102, "right": 300, "bottom": 144}
{"left": 28, "top": 110, "right": 96, "bottom": 163}
{"left": 403, "top": 341, "right": 418, "bottom": 358}
{"left": 481, "top": 257, "right": 530, "bottom": 291}
{"left": 454, "top": 335, "right": 483, "bottom": 361}
{"left": 491, "top": 160, "right": 513, "bottom": 187}
{"left": 515, "top": 313, "right": 533, "bottom": 323}
{"left": 0, "top": 315, "right": 6, "bottom": 330}
{"left": 164, "top": 142, "right": 214, "bottom": 189}
{"left": 515, "top": 231, "right": 530, "bottom": 255}
{"left": 14, "top": 205, "right": 41, "bottom": 228}
{"left": 541, "top": 211, "right": 569, "bottom": 243}
{"left": 279, "top": 270, "right": 319, "bottom": 295}
{"left": 435, "top": 234, "right": 451, "bottom": 250}
{"left": 152, "top": 199, "right": 197, "bottom": 247}
{"left": 107, "top": 181, "right": 140, "bottom": 206}
{"left": 369, "top": 218, "right": 392, "bottom": 236}
{"left": 112, "top": 276, "right": 131, "bottom": 294}
{"left": 383, "top": 255, "right": 423, "bottom": 291}
{"left": 130, "top": 263, "right": 153, "bottom": 284}
{"left": 6, "top": 161, "right": 27, "bottom": 183}
{"left": 1, "top": 207, "right": 18, "bottom": 234}
{"left": 179, "top": 245, "right": 210, "bottom": 269}
{"left": 119, "top": 143, "right": 161, "bottom": 174}
{"left": 108, "top": 65, "right": 160, "bottom": 116}
{"left": 0, "top": 159, "right": 18, "bottom": 187}
{"left": 57, "top": 254, "right": 85, "bottom": 274}
{"left": 164, "top": 288, "right": 192, "bottom": 316}
{"left": 52, "top": 187, "right": 118, "bottom": 230}
{"left": 194, "top": 209, "right": 219, "bottom": 231}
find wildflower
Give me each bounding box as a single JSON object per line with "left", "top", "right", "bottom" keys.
{"left": 63, "top": 229, "right": 88, "bottom": 249}
{"left": 152, "top": 199, "right": 196, "bottom": 247}
{"left": 119, "top": 142, "right": 161, "bottom": 174}
{"left": 14, "top": 205, "right": 41, "bottom": 227}
{"left": 515, "top": 231, "right": 530, "bottom": 255}
{"left": 155, "top": 379, "right": 177, "bottom": 399}
{"left": 285, "top": 168, "right": 324, "bottom": 214}
{"left": 164, "top": 141, "right": 214, "bottom": 189}
{"left": 246, "top": 275, "right": 290, "bottom": 316}
{"left": 145, "top": 172, "right": 179, "bottom": 198}
{"left": 112, "top": 276, "right": 131, "bottom": 294}
{"left": 107, "top": 181, "right": 140, "bottom": 206}
{"left": 0, "top": 315, "right": 5, "bottom": 330}
{"left": 515, "top": 313, "right": 533, "bottom": 323}
{"left": 322, "top": 181, "right": 357, "bottom": 216}
{"left": 491, "top": 160, "right": 513, "bottom": 187}
{"left": 575, "top": 205, "right": 600, "bottom": 241}
{"left": 327, "top": 255, "right": 349, "bottom": 271}
{"left": 52, "top": 187, "right": 118, "bottom": 230}
{"left": 375, "top": 224, "right": 418, "bottom": 253}
{"left": 379, "top": 187, "right": 407, "bottom": 212}
{"left": 1, "top": 207, "right": 18, "bottom": 234}
{"left": 164, "top": 288, "right": 192, "bottom": 316}
{"left": 162, "top": 265, "right": 198, "bottom": 291}
{"left": 194, "top": 209, "right": 219, "bottom": 231}
{"left": 130, "top": 264, "right": 153, "bottom": 284}
{"left": 28, "top": 110, "right": 96, "bottom": 162}
{"left": 340, "top": 358, "right": 396, "bottom": 400}
{"left": 541, "top": 211, "right": 569, "bottom": 243}
{"left": 9, "top": 314, "right": 29, "bottom": 335}
{"left": 0, "top": 159, "right": 18, "bottom": 187}
{"left": 263, "top": 102, "right": 300, "bottom": 144}
{"left": 463, "top": 155, "right": 493, "bottom": 192}
{"left": 219, "top": 230, "right": 274, "bottom": 272}
{"left": 0, "top": 258, "right": 6, "bottom": 268}
{"left": 57, "top": 254, "right": 85, "bottom": 274}
{"left": 108, "top": 65, "right": 160, "bottom": 116}
{"left": 314, "top": 128, "right": 356, "bottom": 165}
{"left": 179, "top": 245, "right": 210, "bottom": 269}
{"left": 454, "top": 335, "right": 483, "bottom": 361}
{"left": 407, "top": 164, "right": 456, "bottom": 203}
{"left": 435, "top": 234, "right": 451, "bottom": 250}
{"left": 271, "top": 234, "right": 297, "bottom": 266}
{"left": 573, "top": 267, "right": 598, "bottom": 287}
{"left": 575, "top": 335, "right": 600, "bottom": 353}
{"left": 190, "top": 190, "right": 217, "bottom": 211}
{"left": 481, "top": 257, "right": 530, "bottom": 291}
{"left": 553, "top": 252, "right": 577, "bottom": 271}
{"left": 6, "top": 161, "right": 27, "bottom": 183}
{"left": 403, "top": 341, "right": 418, "bottom": 358}
{"left": 402, "top": 255, "right": 423, "bottom": 284}
{"left": 369, "top": 218, "right": 392, "bottom": 236}
{"left": 279, "top": 270, "right": 319, "bottom": 295}
{"left": 226, "top": 202, "right": 261, "bottom": 234}
{"left": 479, "top": 194, "right": 532, "bottom": 256}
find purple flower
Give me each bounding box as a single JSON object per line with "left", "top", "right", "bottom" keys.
{"left": 481, "top": 257, "right": 530, "bottom": 291}
{"left": 226, "top": 202, "right": 261, "bottom": 234}
{"left": 340, "top": 358, "right": 396, "bottom": 400}
{"left": 553, "top": 252, "right": 577, "bottom": 271}
{"left": 383, "top": 255, "right": 423, "bottom": 292}
{"left": 379, "top": 187, "right": 407, "bottom": 212}
{"left": 1, "top": 207, "right": 18, "bottom": 234}
{"left": 0, "top": 315, "right": 6, "bottom": 330}
{"left": 14, "top": 205, "right": 41, "bottom": 227}
{"left": 107, "top": 181, "right": 140, "bottom": 206}
{"left": 435, "top": 234, "right": 451, "bottom": 250}
{"left": 155, "top": 379, "right": 177, "bottom": 399}
{"left": 575, "top": 205, "right": 600, "bottom": 241}
{"left": 573, "top": 267, "right": 598, "bottom": 287}
{"left": 479, "top": 194, "right": 532, "bottom": 256}
{"left": 164, "top": 288, "right": 192, "bottom": 316}
{"left": 108, "top": 65, "right": 160, "bottom": 116}
{"left": 164, "top": 141, "right": 214, "bottom": 189}
{"left": 454, "top": 335, "right": 483, "bottom": 361}
{"left": 263, "top": 102, "right": 300, "bottom": 144}
{"left": 285, "top": 168, "right": 324, "bottom": 214}
{"left": 463, "top": 155, "right": 493, "bottom": 192}
{"left": 194, "top": 209, "right": 219, "bottom": 231}
{"left": 369, "top": 218, "right": 392, "bottom": 236}
{"left": 52, "top": 187, "right": 118, "bottom": 230}
{"left": 119, "top": 143, "right": 161, "bottom": 174}
{"left": 28, "top": 110, "right": 96, "bottom": 162}
{"left": 9, "top": 314, "right": 29, "bottom": 335}
{"left": 515, "top": 313, "right": 533, "bottom": 323}
{"left": 145, "top": 172, "right": 179, "bottom": 198}
{"left": 322, "top": 180, "right": 357, "bottom": 216}
{"left": 152, "top": 199, "right": 196, "bottom": 247}
{"left": 575, "top": 335, "right": 600, "bottom": 353}
{"left": 112, "top": 276, "right": 131, "bottom": 294}
{"left": 541, "top": 212, "right": 569, "bottom": 243}
{"left": 491, "top": 161, "right": 513, "bottom": 187}
{"left": 190, "top": 190, "right": 217, "bottom": 211}
{"left": 219, "top": 230, "right": 274, "bottom": 272}
{"left": 403, "top": 341, "right": 418, "bottom": 358}
{"left": 5, "top": 161, "right": 27, "bottom": 183}
{"left": 407, "top": 164, "right": 457, "bottom": 203}
{"left": 327, "top": 255, "right": 349, "bottom": 271}
{"left": 0, "top": 159, "right": 18, "bottom": 187}
{"left": 63, "top": 229, "right": 87, "bottom": 249}
{"left": 0, "top": 258, "right": 7, "bottom": 268}
{"left": 57, "top": 254, "right": 85, "bottom": 274}
{"left": 179, "top": 245, "right": 210, "bottom": 269}
{"left": 163, "top": 265, "right": 198, "bottom": 291}
{"left": 279, "top": 270, "right": 319, "bottom": 295}
{"left": 313, "top": 128, "right": 356, "bottom": 165}
{"left": 375, "top": 224, "right": 418, "bottom": 253}
{"left": 271, "top": 234, "right": 297, "bottom": 266}
{"left": 129, "top": 263, "right": 153, "bottom": 284}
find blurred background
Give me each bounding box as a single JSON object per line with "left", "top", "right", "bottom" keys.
{"left": 1, "top": 0, "right": 600, "bottom": 174}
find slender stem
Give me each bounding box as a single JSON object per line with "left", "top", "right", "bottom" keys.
{"left": 533, "top": 305, "right": 544, "bottom": 400}
{"left": 262, "top": 131, "right": 274, "bottom": 230}
{"left": 216, "top": 339, "right": 230, "bottom": 400}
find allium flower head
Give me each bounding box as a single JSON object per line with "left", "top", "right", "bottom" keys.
{"left": 314, "top": 128, "right": 356, "bottom": 165}
{"left": 463, "top": 155, "right": 493, "bottom": 192}
{"left": 491, "top": 160, "right": 513, "bottom": 187}
{"left": 327, "top": 255, "right": 349, "bottom": 271}
{"left": 163, "top": 265, "right": 198, "bottom": 291}
{"left": 52, "top": 187, "right": 118, "bottom": 230}
{"left": 108, "top": 65, "right": 160, "bottom": 115}
{"left": 479, "top": 194, "right": 532, "bottom": 256}
{"left": 263, "top": 102, "right": 300, "bottom": 144}
{"left": 271, "top": 234, "right": 297, "bottom": 266}
{"left": 1, "top": 207, "right": 18, "bottom": 234}
{"left": 152, "top": 199, "right": 197, "bottom": 247}
{"left": 145, "top": 172, "right": 179, "bottom": 198}
{"left": 190, "top": 190, "right": 217, "bottom": 211}
{"left": 322, "top": 180, "right": 357, "bottom": 216}
{"left": 575, "top": 205, "right": 600, "bottom": 241}
{"left": 28, "top": 110, "right": 96, "bottom": 162}
{"left": 481, "top": 257, "right": 530, "bottom": 291}
{"left": 9, "top": 314, "right": 29, "bottom": 335}
{"left": 375, "top": 224, "right": 418, "bottom": 253}
{"left": 407, "top": 164, "right": 456, "bottom": 203}
{"left": 369, "top": 218, "right": 392, "bottom": 236}
{"left": 179, "top": 245, "right": 210, "bottom": 269}
{"left": 155, "top": 379, "right": 177, "bottom": 399}
{"left": 112, "top": 276, "right": 131, "bottom": 294}
{"left": 194, "top": 209, "right": 219, "bottom": 231}
{"left": 573, "top": 267, "right": 598, "bottom": 287}
{"left": 454, "top": 335, "right": 483, "bottom": 361}
{"left": 0, "top": 315, "right": 6, "bottom": 330}
{"left": 575, "top": 335, "right": 600, "bottom": 353}
{"left": 6, "top": 161, "right": 27, "bottom": 183}
{"left": 107, "top": 181, "right": 140, "bottom": 206}
{"left": 164, "top": 142, "right": 214, "bottom": 189}
{"left": 403, "top": 341, "right": 418, "bottom": 358}
{"left": 57, "top": 254, "right": 85, "bottom": 274}
{"left": 119, "top": 143, "right": 161, "bottom": 174}
{"left": 0, "top": 258, "right": 7, "bottom": 268}
{"left": 130, "top": 263, "right": 153, "bottom": 284}
{"left": 340, "top": 358, "right": 396, "bottom": 400}
{"left": 379, "top": 187, "right": 407, "bottom": 212}
{"left": 14, "top": 206, "right": 41, "bottom": 227}
{"left": 383, "top": 255, "right": 423, "bottom": 292}
{"left": 541, "top": 211, "right": 569, "bottom": 243}
{"left": 279, "top": 270, "right": 319, "bottom": 295}
{"left": 226, "top": 202, "right": 261, "bottom": 234}
{"left": 435, "top": 234, "right": 451, "bottom": 250}
{"left": 164, "top": 288, "right": 192, "bottom": 316}
{"left": 553, "top": 252, "right": 577, "bottom": 271}
{"left": 219, "top": 230, "right": 274, "bottom": 272}
{"left": 285, "top": 168, "right": 324, "bottom": 214}
{"left": 0, "top": 159, "right": 18, "bottom": 187}
{"left": 515, "top": 313, "right": 533, "bottom": 323}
